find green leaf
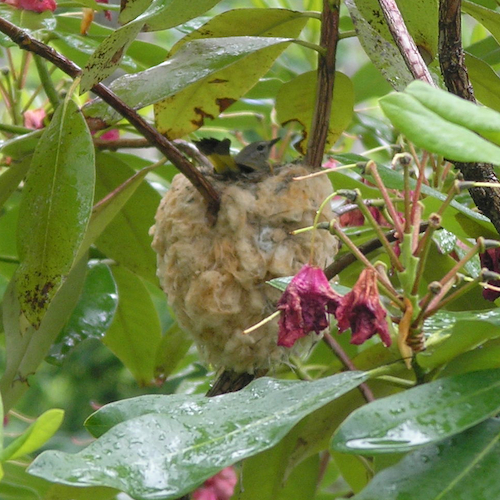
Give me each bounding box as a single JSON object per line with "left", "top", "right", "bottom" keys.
{"left": 154, "top": 8, "right": 307, "bottom": 138}
{"left": 154, "top": 322, "right": 192, "bottom": 381}
{"left": 463, "top": 1, "right": 500, "bottom": 45}
{"left": 15, "top": 100, "right": 94, "bottom": 328}
{"left": 29, "top": 372, "right": 368, "bottom": 499}
{"left": 353, "top": 418, "right": 500, "bottom": 500}
{"left": 332, "top": 369, "right": 500, "bottom": 455}
{"left": 103, "top": 266, "right": 162, "bottom": 385}
{"left": 379, "top": 91, "right": 500, "bottom": 165}
{"left": 48, "top": 261, "right": 118, "bottom": 365}
{"left": 466, "top": 52, "right": 500, "bottom": 113}
{"left": 0, "top": 157, "right": 31, "bottom": 211}
{"left": 405, "top": 80, "right": 500, "bottom": 144}
{"left": 84, "top": 36, "right": 294, "bottom": 126}
{"left": 417, "top": 309, "right": 500, "bottom": 370}
{"left": 80, "top": 22, "right": 144, "bottom": 94}
{"left": 0, "top": 257, "right": 87, "bottom": 413}
{"left": 77, "top": 161, "right": 157, "bottom": 262}
{"left": 1, "top": 409, "right": 64, "bottom": 461}
{"left": 94, "top": 153, "right": 160, "bottom": 283}
{"left": 122, "top": 0, "right": 222, "bottom": 31}
{"left": 0, "top": 129, "right": 43, "bottom": 160}
{"left": 276, "top": 71, "right": 354, "bottom": 154}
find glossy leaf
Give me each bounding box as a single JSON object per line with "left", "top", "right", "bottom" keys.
{"left": 80, "top": 22, "right": 143, "bottom": 93}
{"left": 15, "top": 100, "right": 94, "bottom": 327}
{"left": 332, "top": 369, "right": 500, "bottom": 454}
{"left": 94, "top": 153, "right": 160, "bottom": 284}
{"left": 463, "top": 1, "right": 500, "bottom": 44}
{"left": 406, "top": 80, "right": 500, "bottom": 144}
{"left": 417, "top": 309, "right": 500, "bottom": 370}
{"left": 0, "top": 129, "right": 43, "bottom": 160}
{"left": 276, "top": 71, "right": 354, "bottom": 154}
{"left": 48, "top": 262, "right": 118, "bottom": 365}
{"left": 379, "top": 92, "right": 500, "bottom": 165}
{"left": 154, "top": 323, "right": 192, "bottom": 381}
{"left": 154, "top": 9, "right": 307, "bottom": 138}
{"left": 353, "top": 418, "right": 500, "bottom": 500}
{"left": 1, "top": 409, "right": 63, "bottom": 461}
{"left": 84, "top": 36, "right": 294, "bottom": 126}
{"left": 103, "top": 266, "right": 162, "bottom": 385}
{"left": 0, "top": 258, "right": 87, "bottom": 412}
{"left": 29, "top": 372, "right": 368, "bottom": 499}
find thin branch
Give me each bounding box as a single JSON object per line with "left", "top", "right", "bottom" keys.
{"left": 322, "top": 333, "right": 375, "bottom": 403}
{"left": 0, "top": 17, "right": 221, "bottom": 214}
{"left": 377, "top": 0, "right": 435, "bottom": 85}
{"left": 305, "top": 0, "right": 340, "bottom": 168}
{"left": 438, "top": 0, "right": 500, "bottom": 235}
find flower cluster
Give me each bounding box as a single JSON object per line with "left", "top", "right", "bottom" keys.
{"left": 277, "top": 265, "right": 391, "bottom": 348}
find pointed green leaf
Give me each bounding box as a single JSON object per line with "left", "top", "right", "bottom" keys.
{"left": 353, "top": 418, "right": 500, "bottom": 500}
{"left": 276, "top": 70, "right": 354, "bottom": 154}
{"left": 463, "top": 1, "right": 500, "bottom": 45}
{"left": 379, "top": 91, "right": 500, "bottom": 165}
{"left": 154, "top": 9, "right": 307, "bottom": 138}
{"left": 332, "top": 369, "right": 500, "bottom": 455}
{"left": 29, "top": 372, "right": 368, "bottom": 499}
{"left": 80, "top": 22, "right": 144, "bottom": 94}
{"left": 466, "top": 52, "right": 500, "bottom": 113}
{"left": 15, "top": 99, "right": 94, "bottom": 328}
{"left": 1, "top": 409, "right": 64, "bottom": 461}
{"left": 103, "top": 266, "right": 162, "bottom": 385}
{"left": 405, "top": 80, "right": 500, "bottom": 144}
{"left": 83, "top": 36, "right": 293, "bottom": 127}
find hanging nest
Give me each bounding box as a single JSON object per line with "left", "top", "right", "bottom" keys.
{"left": 151, "top": 164, "right": 339, "bottom": 373}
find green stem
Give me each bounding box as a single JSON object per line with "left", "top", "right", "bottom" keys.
{"left": 293, "top": 39, "right": 326, "bottom": 56}
{"left": 34, "top": 55, "right": 60, "bottom": 109}
{"left": 376, "top": 375, "right": 415, "bottom": 388}
{"left": 0, "top": 122, "right": 33, "bottom": 135}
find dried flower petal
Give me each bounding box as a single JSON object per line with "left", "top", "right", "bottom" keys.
{"left": 480, "top": 248, "right": 500, "bottom": 301}
{"left": 336, "top": 267, "right": 391, "bottom": 346}
{"left": 277, "top": 265, "right": 343, "bottom": 348}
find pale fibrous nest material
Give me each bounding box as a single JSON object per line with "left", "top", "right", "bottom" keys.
{"left": 151, "top": 164, "right": 339, "bottom": 373}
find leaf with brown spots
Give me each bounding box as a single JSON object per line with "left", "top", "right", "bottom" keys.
{"left": 15, "top": 99, "right": 95, "bottom": 328}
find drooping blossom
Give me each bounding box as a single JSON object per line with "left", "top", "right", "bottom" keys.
{"left": 336, "top": 267, "right": 391, "bottom": 346}
{"left": 480, "top": 248, "right": 500, "bottom": 301}
{"left": 192, "top": 467, "right": 237, "bottom": 500}
{"left": 277, "top": 264, "right": 343, "bottom": 348}
{"left": 24, "top": 108, "right": 46, "bottom": 129}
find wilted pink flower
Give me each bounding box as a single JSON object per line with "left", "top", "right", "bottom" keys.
{"left": 99, "top": 128, "right": 119, "bottom": 141}
{"left": 480, "top": 248, "right": 500, "bottom": 301}
{"left": 192, "top": 467, "right": 237, "bottom": 500}
{"left": 24, "top": 108, "right": 46, "bottom": 129}
{"left": 336, "top": 268, "right": 391, "bottom": 346}
{"left": 96, "top": 0, "right": 112, "bottom": 20}
{"left": 277, "top": 265, "right": 343, "bottom": 348}
{"left": 16, "top": 0, "right": 56, "bottom": 12}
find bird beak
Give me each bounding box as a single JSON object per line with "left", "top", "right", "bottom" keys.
{"left": 269, "top": 137, "right": 280, "bottom": 146}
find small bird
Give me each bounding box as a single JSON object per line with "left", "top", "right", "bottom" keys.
{"left": 194, "top": 137, "right": 279, "bottom": 174}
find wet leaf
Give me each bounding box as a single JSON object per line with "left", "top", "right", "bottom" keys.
{"left": 28, "top": 372, "right": 368, "bottom": 499}
{"left": 332, "top": 369, "right": 500, "bottom": 454}
{"left": 48, "top": 262, "right": 118, "bottom": 365}
{"left": 353, "top": 418, "right": 500, "bottom": 500}
{"left": 15, "top": 100, "right": 94, "bottom": 328}
{"left": 276, "top": 70, "right": 354, "bottom": 154}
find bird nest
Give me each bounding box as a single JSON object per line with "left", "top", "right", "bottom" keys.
{"left": 151, "top": 163, "right": 338, "bottom": 373}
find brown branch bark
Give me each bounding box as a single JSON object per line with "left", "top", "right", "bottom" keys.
{"left": 439, "top": 0, "right": 500, "bottom": 235}
{"left": 377, "top": 0, "right": 435, "bottom": 85}
{"left": 0, "top": 17, "right": 221, "bottom": 214}
{"left": 305, "top": 0, "right": 340, "bottom": 168}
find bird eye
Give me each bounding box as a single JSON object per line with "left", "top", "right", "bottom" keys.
{"left": 257, "top": 144, "right": 266, "bottom": 151}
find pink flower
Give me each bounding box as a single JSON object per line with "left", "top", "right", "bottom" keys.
{"left": 96, "top": 0, "right": 112, "bottom": 21}
{"left": 99, "top": 129, "right": 119, "bottom": 141}
{"left": 24, "top": 108, "right": 46, "bottom": 129}
{"left": 480, "top": 248, "right": 500, "bottom": 301}
{"left": 336, "top": 268, "right": 391, "bottom": 346}
{"left": 192, "top": 467, "right": 237, "bottom": 500}
{"left": 277, "top": 265, "right": 343, "bottom": 348}
{"left": 16, "top": 0, "right": 56, "bottom": 12}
